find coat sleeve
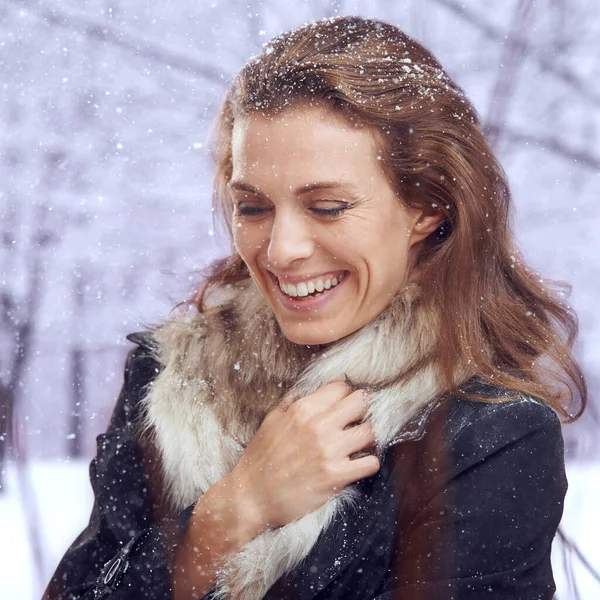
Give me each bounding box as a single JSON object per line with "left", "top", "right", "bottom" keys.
{"left": 42, "top": 340, "right": 201, "bottom": 600}
{"left": 373, "top": 399, "right": 567, "bottom": 600}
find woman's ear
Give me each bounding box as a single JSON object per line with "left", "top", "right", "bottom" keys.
{"left": 409, "top": 210, "right": 445, "bottom": 247}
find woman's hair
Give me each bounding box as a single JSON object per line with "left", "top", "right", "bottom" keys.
{"left": 197, "top": 16, "right": 586, "bottom": 421}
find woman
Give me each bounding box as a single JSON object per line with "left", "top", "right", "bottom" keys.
{"left": 44, "top": 16, "right": 586, "bottom": 600}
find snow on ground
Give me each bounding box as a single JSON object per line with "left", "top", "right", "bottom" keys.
{"left": 1, "top": 460, "right": 599, "bottom": 599}
{"left": 0, "top": 461, "right": 94, "bottom": 600}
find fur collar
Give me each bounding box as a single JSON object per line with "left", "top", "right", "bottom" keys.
{"left": 140, "top": 277, "right": 470, "bottom": 599}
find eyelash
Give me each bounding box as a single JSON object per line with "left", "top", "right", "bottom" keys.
{"left": 235, "top": 204, "right": 351, "bottom": 219}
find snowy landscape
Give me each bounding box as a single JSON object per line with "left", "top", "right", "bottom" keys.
{"left": 1, "top": 0, "right": 599, "bottom": 598}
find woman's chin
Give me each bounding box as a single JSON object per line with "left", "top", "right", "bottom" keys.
{"left": 276, "top": 317, "right": 361, "bottom": 348}
{"left": 277, "top": 323, "right": 339, "bottom": 347}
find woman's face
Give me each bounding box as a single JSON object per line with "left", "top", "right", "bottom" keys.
{"left": 230, "top": 104, "right": 435, "bottom": 346}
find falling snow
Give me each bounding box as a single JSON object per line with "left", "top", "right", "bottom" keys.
{"left": 1, "top": 1, "right": 599, "bottom": 599}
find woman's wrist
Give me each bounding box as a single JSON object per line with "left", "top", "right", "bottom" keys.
{"left": 173, "top": 476, "right": 267, "bottom": 599}
{"left": 185, "top": 474, "right": 266, "bottom": 558}
{"left": 220, "top": 470, "right": 269, "bottom": 543}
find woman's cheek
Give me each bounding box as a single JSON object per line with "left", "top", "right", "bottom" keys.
{"left": 233, "top": 221, "right": 249, "bottom": 256}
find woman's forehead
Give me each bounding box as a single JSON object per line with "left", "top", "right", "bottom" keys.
{"left": 232, "top": 103, "right": 370, "bottom": 142}
{"left": 230, "top": 106, "right": 382, "bottom": 180}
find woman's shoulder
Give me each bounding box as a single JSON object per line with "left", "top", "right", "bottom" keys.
{"left": 442, "top": 380, "right": 562, "bottom": 449}
{"left": 385, "top": 380, "right": 567, "bottom": 534}
{"left": 402, "top": 383, "right": 564, "bottom": 502}
{"left": 103, "top": 331, "right": 162, "bottom": 433}
{"left": 387, "top": 379, "right": 564, "bottom": 494}
{"left": 123, "top": 330, "right": 162, "bottom": 393}
{"left": 124, "top": 330, "right": 161, "bottom": 373}
{"left": 392, "top": 377, "right": 562, "bottom": 464}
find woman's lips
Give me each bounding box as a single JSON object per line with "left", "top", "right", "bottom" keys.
{"left": 268, "top": 270, "right": 350, "bottom": 313}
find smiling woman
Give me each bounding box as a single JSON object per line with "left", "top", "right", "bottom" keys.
{"left": 44, "top": 15, "right": 586, "bottom": 600}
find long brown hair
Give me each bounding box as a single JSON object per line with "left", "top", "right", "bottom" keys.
{"left": 199, "top": 16, "right": 585, "bottom": 421}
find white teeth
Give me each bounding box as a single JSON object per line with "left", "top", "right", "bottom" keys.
{"left": 296, "top": 282, "right": 309, "bottom": 297}
{"left": 278, "top": 273, "right": 346, "bottom": 298}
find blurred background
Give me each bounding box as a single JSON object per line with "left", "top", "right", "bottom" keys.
{"left": 0, "top": 0, "right": 598, "bottom": 598}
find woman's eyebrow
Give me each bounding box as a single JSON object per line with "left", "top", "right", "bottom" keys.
{"left": 228, "top": 180, "right": 360, "bottom": 197}
{"left": 296, "top": 181, "right": 360, "bottom": 195}
{"left": 228, "top": 181, "right": 266, "bottom": 198}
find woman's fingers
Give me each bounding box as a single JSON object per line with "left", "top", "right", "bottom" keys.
{"left": 327, "top": 387, "right": 372, "bottom": 430}
{"left": 277, "top": 380, "right": 355, "bottom": 418}
{"left": 339, "top": 452, "right": 381, "bottom": 485}
{"left": 338, "top": 420, "right": 377, "bottom": 457}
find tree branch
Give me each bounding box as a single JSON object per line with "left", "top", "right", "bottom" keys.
{"left": 504, "top": 129, "right": 600, "bottom": 171}
{"left": 12, "top": 0, "right": 227, "bottom": 86}
{"left": 9, "top": 205, "right": 45, "bottom": 390}
{"left": 432, "top": 0, "right": 600, "bottom": 107}
{"left": 484, "top": 0, "right": 535, "bottom": 149}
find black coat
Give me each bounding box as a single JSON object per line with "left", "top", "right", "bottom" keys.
{"left": 43, "top": 334, "right": 567, "bottom": 600}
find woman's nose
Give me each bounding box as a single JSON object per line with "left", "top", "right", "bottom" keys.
{"left": 267, "top": 212, "right": 315, "bottom": 267}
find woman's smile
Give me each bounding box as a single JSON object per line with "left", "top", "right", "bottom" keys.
{"left": 267, "top": 270, "right": 350, "bottom": 313}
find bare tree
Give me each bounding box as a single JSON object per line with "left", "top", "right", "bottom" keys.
{"left": 67, "top": 267, "right": 87, "bottom": 458}
{"left": 0, "top": 205, "right": 52, "bottom": 491}
{"left": 484, "top": 0, "right": 536, "bottom": 149}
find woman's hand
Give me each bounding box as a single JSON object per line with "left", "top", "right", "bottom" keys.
{"left": 227, "top": 381, "right": 380, "bottom": 532}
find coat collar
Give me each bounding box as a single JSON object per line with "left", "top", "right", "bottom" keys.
{"left": 139, "top": 277, "right": 472, "bottom": 600}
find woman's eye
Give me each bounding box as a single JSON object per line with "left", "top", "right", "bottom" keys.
{"left": 236, "top": 206, "right": 269, "bottom": 216}
{"left": 235, "top": 202, "right": 351, "bottom": 218}
{"left": 312, "top": 205, "right": 349, "bottom": 218}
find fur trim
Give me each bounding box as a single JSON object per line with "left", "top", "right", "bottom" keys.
{"left": 140, "top": 278, "right": 470, "bottom": 599}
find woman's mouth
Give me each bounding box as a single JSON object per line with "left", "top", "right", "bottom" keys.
{"left": 268, "top": 271, "right": 350, "bottom": 312}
